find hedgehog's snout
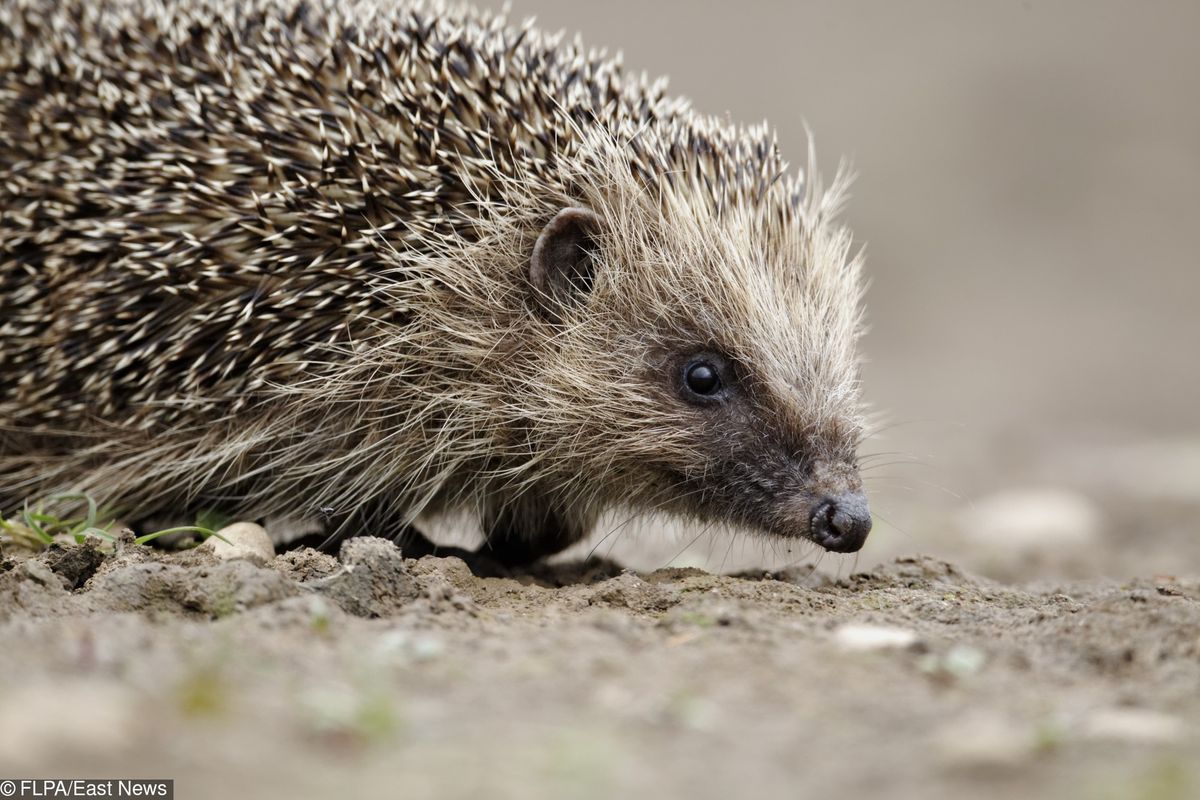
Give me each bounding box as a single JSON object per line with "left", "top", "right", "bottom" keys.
{"left": 809, "top": 492, "right": 872, "bottom": 553}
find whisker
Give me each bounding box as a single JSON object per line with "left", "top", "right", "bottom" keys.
{"left": 869, "top": 509, "right": 916, "bottom": 542}
{"left": 717, "top": 526, "right": 739, "bottom": 573}
{"left": 587, "top": 485, "right": 709, "bottom": 562}
{"left": 662, "top": 520, "right": 718, "bottom": 570}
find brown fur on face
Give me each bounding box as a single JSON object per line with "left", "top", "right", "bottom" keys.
{"left": 0, "top": 0, "right": 868, "bottom": 561}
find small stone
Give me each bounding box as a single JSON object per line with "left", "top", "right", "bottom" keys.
{"left": 410, "top": 634, "right": 445, "bottom": 661}
{"left": 201, "top": 522, "right": 275, "bottom": 565}
{"left": 936, "top": 713, "right": 1037, "bottom": 769}
{"left": 833, "top": 623, "right": 920, "bottom": 651}
{"left": 1081, "top": 708, "right": 1185, "bottom": 744}
{"left": 919, "top": 644, "right": 987, "bottom": 680}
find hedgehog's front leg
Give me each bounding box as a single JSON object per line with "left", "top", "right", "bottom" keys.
{"left": 480, "top": 498, "right": 587, "bottom": 567}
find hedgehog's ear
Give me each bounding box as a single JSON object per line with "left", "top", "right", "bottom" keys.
{"left": 529, "top": 206, "right": 601, "bottom": 319}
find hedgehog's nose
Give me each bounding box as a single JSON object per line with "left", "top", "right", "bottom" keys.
{"left": 810, "top": 493, "right": 872, "bottom": 553}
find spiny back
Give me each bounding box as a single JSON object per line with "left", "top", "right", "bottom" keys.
{"left": 1, "top": 0, "right": 801, "bottom": 432}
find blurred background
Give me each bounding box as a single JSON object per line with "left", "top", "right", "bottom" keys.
{"left": 476, "top": 0, "right": 1200, "bottom": 581}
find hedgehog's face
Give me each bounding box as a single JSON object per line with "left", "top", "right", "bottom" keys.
{"left": 656, "top": 346, "right": 871, "bottom": 553}
{"left": 530, "top": 202, "right": 871, "bottom": 553}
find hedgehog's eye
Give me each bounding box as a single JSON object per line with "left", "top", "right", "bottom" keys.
{"left": 678, "top": 353, "right": 733, "bottom": 404}
{"left": 682, "top": 359, "right": 725, "bottom": 401}
{"left": 686, "top": 362, "right": 720, "bottom": 394}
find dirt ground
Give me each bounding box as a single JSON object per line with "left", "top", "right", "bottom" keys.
{"left": 3, "top": 1, "right": 1198, "bottom": 798}
{"left": 1, "top": 531, "right": 1197, "bottom": 800}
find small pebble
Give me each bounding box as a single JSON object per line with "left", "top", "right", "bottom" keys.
{"left": 201, "top": 521, "right": 275, "bottom": 565}
{"left": 936, "top": 713, "right": 1036, "bottom": 769}
{"left": 1081, "top": 708, "right": 1185, "bottom": 744}
{"left": 833, "top": 623, "right": 920, "bottom": 652}
{"left": 919, "top": 644, "right": 987, "bottom": 680}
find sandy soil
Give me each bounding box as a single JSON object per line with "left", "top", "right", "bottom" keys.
{"left": 1, "top": 535, "right": 1197, "bottom": 800}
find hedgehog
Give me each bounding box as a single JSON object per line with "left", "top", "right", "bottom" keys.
{"left": 0, "top": 0, "right": 872, "bottom": 566}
